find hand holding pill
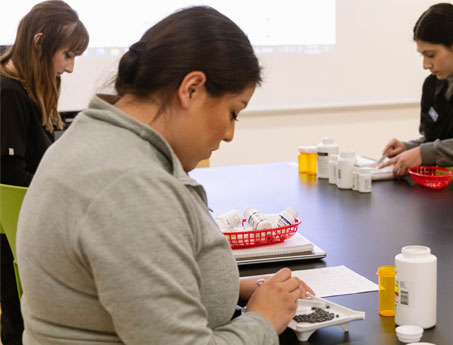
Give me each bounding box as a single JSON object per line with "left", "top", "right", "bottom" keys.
{"left": 245, "top": 268, "right": 314, "bottom": 334}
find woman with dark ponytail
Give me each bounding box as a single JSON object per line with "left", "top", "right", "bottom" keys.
{"left": 16, "top": 6, "right": 313, "bottom": 345}
{"left": 381, "top": 3, "right": 453, "bottom": 176}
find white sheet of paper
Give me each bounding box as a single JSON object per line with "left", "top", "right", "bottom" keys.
{"left": 292, "top": 265, "right": 378, "bottom": 297}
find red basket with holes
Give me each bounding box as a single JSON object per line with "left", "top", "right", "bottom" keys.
{"left": 224, "top": 219, "right": 301, "bottom": 249}
{"left": 408, "top": 166, "right": 453, "bottom": 189}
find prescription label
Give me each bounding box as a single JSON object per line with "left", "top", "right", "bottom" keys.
{"left": 395, "top": 280, "right": 410, "bottom": 306}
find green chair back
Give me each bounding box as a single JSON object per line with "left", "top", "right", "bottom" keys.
{"left": 0, "top": 184, "right": 28, "bottom": 298}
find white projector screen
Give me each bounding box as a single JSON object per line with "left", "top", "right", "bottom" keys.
{"left": 1, "top": 0, "right": 336, "bottom": 111}
{"left": 1, "top": 1, "right": 335, "bottom": 49}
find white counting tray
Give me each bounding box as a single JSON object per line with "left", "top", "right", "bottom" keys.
{"left": 288, "top": 296, "right": 365, "bottom": 342}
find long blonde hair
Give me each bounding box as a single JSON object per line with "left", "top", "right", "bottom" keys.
{"left": 0, "top": 0, "right": 89, "bottom": 131}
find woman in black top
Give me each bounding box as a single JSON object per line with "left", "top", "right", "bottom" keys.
{"left": 0, "top": 1, "right": 88, "bottom": 344}
{"left": 381, "top": 3, "right": 453, "bottom": 176}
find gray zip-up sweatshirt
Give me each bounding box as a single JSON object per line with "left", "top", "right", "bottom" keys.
{"left": 404, "top": 138, "right": 453, "bottom": 166}
{"left": 17, "top": 95, "right": 278, "bottom": 345}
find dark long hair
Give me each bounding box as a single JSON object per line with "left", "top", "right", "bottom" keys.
{"left": 0, "top": 0, "right": 89, "bottom": 131}
{"left": 413, "top": 3, "right": 453, "bottom": 46}
{"left": 115, "top": 6, "right": 262, "bottom": 114}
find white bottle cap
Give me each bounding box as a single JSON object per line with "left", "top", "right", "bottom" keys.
{"left": 299, "top": 146, "right": 316, "bottom": 153}
{"left": 395, "top": 325, "right": 423, "bottom": 343}
{"left": 285, "top": 206, "right": 299, "bottom": 219}
{"left": 340, "top": 151, "right": 355, "bottom": 158}
{"left": 305, "top": 146, "right": 317, "bottom": 153}
{"left": 244, "top": 208, "right": 256, "bottom": 219}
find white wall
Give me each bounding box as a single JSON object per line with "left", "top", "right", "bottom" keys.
{"left": 210, "top": 102, "right": 421, "bottom": 166}
{"left": 246, "top": 0, "right": 433, "bottom": 110}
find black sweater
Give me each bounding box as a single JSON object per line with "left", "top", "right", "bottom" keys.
{"left": 1, "top": 74, "right": 54, "bottom": 187}
{"left": 419, "top": 74, "right": 453, "bottom": 142}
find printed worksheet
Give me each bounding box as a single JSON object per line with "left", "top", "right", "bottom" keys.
{"left": 292, "top": 265, "right": 378, "bottom": 297}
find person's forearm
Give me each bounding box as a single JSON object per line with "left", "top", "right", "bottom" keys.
{"left": 420, "top": 139, "right": 453, "bottom": 166}
{"left": 404, "top": 137, "right": 426, "bottom": 150}
{"left": 238, "top": 275, "right": 271, "bottom": 306}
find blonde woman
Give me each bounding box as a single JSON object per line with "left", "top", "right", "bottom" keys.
{"left": 0, "top": 1, "right": 88, "bottom": 344}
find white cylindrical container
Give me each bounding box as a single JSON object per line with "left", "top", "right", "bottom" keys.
{"left": 358, "top": 168, "right": 372, "bottom": 193}
{"left": 395, "top": 246, "right": 437, "bottom": 329}
{"left": 336, "top": 151, "right": 356, "bottom": 189}
{"left": 244, "top": 208, "right": 273, "bottom": 230}
{"left": 272, "top": 206, "right": 299, "bottom": 228}
{"left": 317, "top": 138, "right": 339, "bottom": 179}
{"left": 352, "top": 163, "right": 360, "bottom": 191}
{"left": 215, "top": 209, "right": 242, "bottom": 232}
{"left": 328, "top": 154, "right": 339, "bottom": 185}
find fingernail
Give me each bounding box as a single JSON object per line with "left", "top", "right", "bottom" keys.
{"left": 256, "top": 278, "right": 266, "bottom": 287}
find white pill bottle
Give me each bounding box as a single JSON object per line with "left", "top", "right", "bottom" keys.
{"left": 266, "top": 206, "right": 299, "bottom": 228}
{"left": 336, "top": 151, "right": 356, "bottom": 189}
{"left": 215, "top": 209, "right": 242, "bottom": 232}
{"left": 395, "top": 245, "right": 437, "bottom": 329}
{"left": 328, "top": 154, "right": 339, "bottom": 185}
{"left": 317, "top": 137, "right": 339, "bottom": 179}
{"left": 244, "top": 208, "right": 273, "bottom": 230}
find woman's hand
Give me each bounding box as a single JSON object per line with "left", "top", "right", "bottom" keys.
{"left": 244, "top": 268, "right": 314, "bottom": 334}
{"left": 239, "top": 272, "right": 315, "bottom": 304}
{"left": 379, "top": 147, "right": 422, "bottom": 177}
{"left": 382, "top": 138, "right": 406, "bottom": 158}
{"left": 297, "top": 279, "right": 315, "bottom": 299}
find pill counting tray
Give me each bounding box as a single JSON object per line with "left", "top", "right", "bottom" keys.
{"left": 288, "top": 296, "right": 365, "bottom": 342}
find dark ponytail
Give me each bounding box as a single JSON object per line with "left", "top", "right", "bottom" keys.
{"left": 114, "top": 6, "right": 262, "bottom": 110}
{"left": 116, "top": 41, "right": 144, "bottom": 91}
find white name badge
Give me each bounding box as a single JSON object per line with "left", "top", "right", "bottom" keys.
{"left": 428, "top": 107, "right": 439, "bottom": 122}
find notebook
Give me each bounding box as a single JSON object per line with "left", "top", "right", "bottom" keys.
{"left": 232, "top": 232, "right": 326, "bottom": 265}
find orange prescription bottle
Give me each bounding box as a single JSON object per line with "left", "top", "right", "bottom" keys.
{"left": 305, "top": 146, "right": 317, "bottom": 176}
{"left": 298, "top": 146, "right": 308, "bottom": 174}
{"left": 376, "top": 266, "right": 395, "bottom": 317}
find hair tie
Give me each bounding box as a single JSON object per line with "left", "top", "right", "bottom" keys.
{"left": 128, "top": 41, "right": 144, "bottom": 56}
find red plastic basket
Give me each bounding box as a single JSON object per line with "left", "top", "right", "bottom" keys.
{"left": 408, "top": 166, "right": 453, "bottom": 189}
{"left": 224, "top": 219, "right": 301, "bottom": 249}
